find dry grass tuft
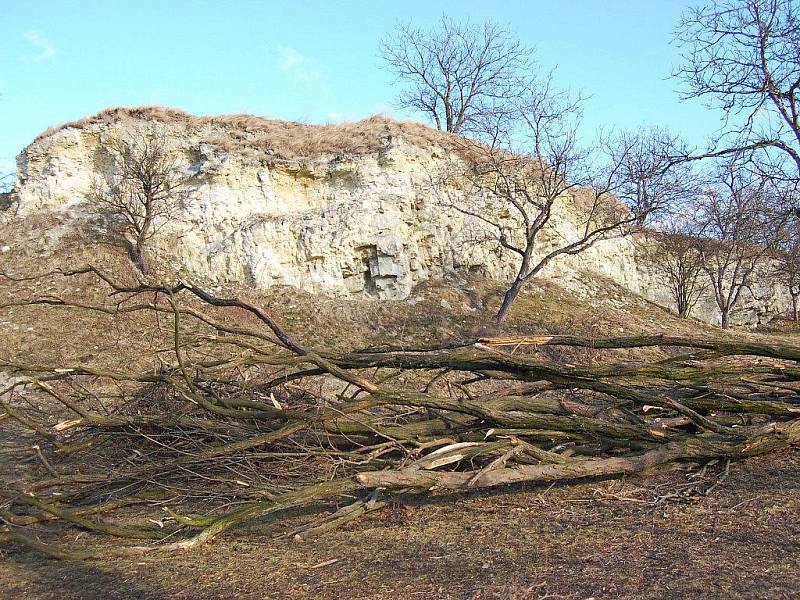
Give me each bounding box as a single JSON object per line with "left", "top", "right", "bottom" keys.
{"left": 33, "top": 106, "right": 478, "bottom": 162}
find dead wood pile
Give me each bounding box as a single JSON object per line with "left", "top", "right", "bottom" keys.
{"left": 1, "top": 267, "right": 798, "bottom": 558}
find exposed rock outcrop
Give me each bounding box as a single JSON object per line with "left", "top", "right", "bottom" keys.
{"left": 5, "top": 107, "right": 791, "bottom": 326}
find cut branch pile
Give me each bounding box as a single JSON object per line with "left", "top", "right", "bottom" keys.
{"left": 1, "top": 266, "right": 799, "bottom": 558}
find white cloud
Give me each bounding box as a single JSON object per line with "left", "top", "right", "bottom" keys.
{"left": 24, "top": 31, "right": 56, "bottom": 62}
{"left": 278, "top": 47, "right": 305, "bottom": 70}
{"left": 277, "top": 46, "right": 321, "bottom": 83}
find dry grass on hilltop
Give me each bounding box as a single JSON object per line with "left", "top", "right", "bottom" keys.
{"left": 33, "top": 106, "right": 478, "bottom": 162}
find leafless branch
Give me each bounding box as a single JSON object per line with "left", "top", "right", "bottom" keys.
{"left": 380, "top": 15, "right": 534, "bottom": 136}
{"left": 89, "top": 128, "right": 192, "bottom": 274}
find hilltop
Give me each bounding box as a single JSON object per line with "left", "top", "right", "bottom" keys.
{"left": 32, "top": 106, "right": 473, "bottom": 163}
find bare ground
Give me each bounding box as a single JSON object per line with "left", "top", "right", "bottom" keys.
{"left": 0, "top": 452, "right": 798, "bottom": 600}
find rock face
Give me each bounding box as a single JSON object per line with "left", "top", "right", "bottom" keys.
{"left": 6, "top": 107, "right": 791, "bottom": 326}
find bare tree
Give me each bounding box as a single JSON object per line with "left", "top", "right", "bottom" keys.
{"left": 774, "top": 212, "right": 800, "bottom": 321}
{"left": 642, "top": 226, "right": 708, "bottom": 318}
{"left": 0, "top": 173, "right": 16, "bottom": 212}
{"left": 90, "top": 129, "right": 189, "bottom": 275}
{"left": 608, "top": 127, "right": 698, "bottom": 226}
{"left": 380, "top": 16, "right": 533, "bottom": 135}
{"left": 694, "top": 161, "right": 785, "bottom": 328}
{"left": 675, "top": 0, "right": 800, "bottom": 190}
{"left": 0, "top": 173, "right": 12, "bottom": 193}
{"left": 439, "top": 80, "right": 658, "bottom": 322}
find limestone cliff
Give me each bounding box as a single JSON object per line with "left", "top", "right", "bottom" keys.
{"left": 5, "top": 107, "right": 791, "bottom": 326}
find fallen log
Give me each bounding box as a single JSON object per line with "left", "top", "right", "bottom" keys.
{"left": 0, "top": 266, "right": 798, "bottom": 558}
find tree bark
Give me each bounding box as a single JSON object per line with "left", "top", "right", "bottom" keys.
{"left": 495, "top": 278, "right": 524, "bottom": 322}
{"left": 133, "top": 245, "right": 149, "bottom": 275}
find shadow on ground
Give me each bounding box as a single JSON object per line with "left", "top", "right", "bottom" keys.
{"left": 2, "top": 452, "right": 799, "bottom": 599}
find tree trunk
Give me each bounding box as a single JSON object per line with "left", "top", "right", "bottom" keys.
{"left": 495, "top": 278, "right": 524, "bottom": 322}
{"left": 677, "top": 294, "right": 689, "bottom": 319}
{"left": 792, "top": 293, "right": 799, "bottom": 323}
{"left": 720, "top": 309, "right": 730, "bottom": 329}
{"left": 122, "top": 239, "right": 149, "bottom": 275}
{"left": 133, "top": 242, "right": 149, "bottom": 275}
{"left": 135, "top": 205, "right": 154, "bottom": 275}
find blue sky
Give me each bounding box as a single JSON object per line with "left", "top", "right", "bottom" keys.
{"left": 1, "top": 0, "right": 721, "bottom": 177}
